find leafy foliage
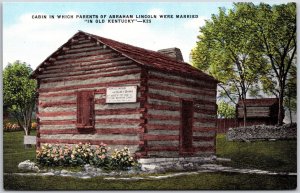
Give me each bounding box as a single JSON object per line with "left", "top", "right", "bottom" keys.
{"left": 192, "top": 2, "right": 296, "bottom": 125}
{"left": 3, "top": 61, "right": 37, "bottom": 135}
{"left": 191, "top": 5, "right": 268, "bottom": 126}
{"left": 217, "top": 101, "right": 236, "bottom": 118}
{"left": 234, "top": 2, "right": 296, "bottom": 125}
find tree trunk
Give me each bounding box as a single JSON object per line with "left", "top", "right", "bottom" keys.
{"left": 241, "top": 98, "right": 247, "bottom": 128}
{"left": 278, "top": 88, "right": 285, "bottom": 125}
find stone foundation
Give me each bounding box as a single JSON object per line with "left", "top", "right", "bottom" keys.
{"left": 138, "top": 156, "right": 223, "bottom": 172}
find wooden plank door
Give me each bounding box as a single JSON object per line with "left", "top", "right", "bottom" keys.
{"left": 76, "top": 91, "right": 94, "bottom": 129}
{"left": 180, "top": 100, "right": 193, "bottom": 153}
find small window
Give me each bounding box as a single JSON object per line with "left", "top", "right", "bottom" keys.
{"left": 76, "top": 91, "right": 94, "bottom": 129}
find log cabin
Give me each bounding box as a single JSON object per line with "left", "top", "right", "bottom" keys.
{"left": 236, "top": 98, "right": 279, "bottom": 127}
{"left": 31, "top": 31, "right": 218, "bottom": 158}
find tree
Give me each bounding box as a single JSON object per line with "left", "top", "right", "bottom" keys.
{"left": 217, "top": 101, "right": 236, "bottom": 118}
{"left": 192, "top": 2, "right": 296, "bottom": 126}
{"left": 3, "top": 61, "right": 37, "bottom": 135}
{"left": 191, "top": 6, "right": 268, "bottom": 127}
{"left": 228, "top": 2, "right": 296, "bottom": 125}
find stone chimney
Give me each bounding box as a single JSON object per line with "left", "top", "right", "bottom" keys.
{"left": 157, "top": 47, "right": 184, "bottom": 62}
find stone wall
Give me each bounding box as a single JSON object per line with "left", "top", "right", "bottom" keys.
{"left": 226, "top": 123, "right": 297, "bottom": 141}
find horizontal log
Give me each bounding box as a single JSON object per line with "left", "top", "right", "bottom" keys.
{"left": 147, "top": 98, "right": 180, "bottom": 108}
{"left": 193, "top": 122, "right": 216, "bottom": 128}
{"left": 146, "top": 114, "right": 179, "bottom": 121}
{"left": 39, "top": 128, "right": 143, "bottom": 135}
{"left": 144, "top": 134, "right": 179, "bottom": 141}
{"left": 145, "top": 146, "right": 179, "bottom": 151}
{"left": 149, "top": 73, "right": 215, "bottom": 89}
{"left": 39, "top": 91, "right": 76, "bottom": 98}
{"left": 145, "top": 104, "right": 180, "bottom": 111}
{"left": 53, "top": 52, "right": 118, "bottom": 66}
{"left": 194, "top": 108, "right": 216, "bottom": 115}
{"left": 40, "top": 64, "right": 138, "bottom": 81}
{"left": 148, "top": 81, "right": 216, "bottom": 97}
{"left": 146, "top": 124, "right": 180, "bottom": 130}
{"left": 147, "top": 129, "right": 179, "bottom": 136}
{"left": 95, "top": 118, "right": 144, "bottom": 124}
{"left": 65, "top": 45, "right": 101, "bottom": 55}
{"left": 238, "top": 113, "right": 270, "bottom": 118}
{"left": 193, "top": 127, "right": 216, "bottom": 132}
{"left": 147, "top": 109, "right": 180, "bottom": 117}
{"left": 148, "top": 93, "right": 180, "bottom": 102}
{"left": 56, "top": 49, "right": 107, "bottom": 60}
{"left": 38, "top": 138, "right": 144, "bottom": 145}
{"left": 56, "top": 49, "right": 113, "bottom": 61}
{"left": 148, "top": 93, "right": 216, "bottom": 106}
{"left": 39, "top": 79, "right": 140, "bottom": 93}
{"left": 40, "top": 120, "right": 76, "bottom": 125}
{"left": 39, "top": 100, "right": 76, "bottom": 108}
{"left": 47, "top": 56, "right": 129, "bottom": 70}
{"left": 194, "top": 99, "right": 216, "bottom": 106}
{"left": 194, "top": 117, "right": 216, "bottom": 124}
{"left": 70, "top": 42, "right": 95, "bottom": 49}
{"left": 193, "top": 136, "right": 215, "bottom": 142}
{"left": 41, "top": 68, "right": 141, "bottom": 83}
{"left": 95, "top": 108, "right": 145, "bottom": 115}
{"left": 148, "top": 87, "right": 215, "bottom": 102}
{"left": 149, "top": 88, "right": 215, "bottom": 104}
{"left": 38, "top": 111, "right": 76, "bottom": 117}
{"left": 43, "top": 61, "right": 136, "bottom": 79}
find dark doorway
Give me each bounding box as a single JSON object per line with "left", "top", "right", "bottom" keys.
{"left": 180, "top": 100, "right": 193, "bottom": 153}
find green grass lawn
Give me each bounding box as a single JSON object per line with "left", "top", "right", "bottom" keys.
{"left": 3, "top": 131, "right": 297, "bottom": 190}
{"left": 216, "top": 134, "right": 297, "bottom": 173}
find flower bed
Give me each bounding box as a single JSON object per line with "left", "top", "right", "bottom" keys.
{"left": 4, "top": 121, "right": 37, "bottom": 132}
{"left": 36, "top": 143, "right": 138, "bottom": 170}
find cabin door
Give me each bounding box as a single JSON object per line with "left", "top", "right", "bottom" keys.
{"left": 180, "top": 100, "right": 193, "bottom": 153}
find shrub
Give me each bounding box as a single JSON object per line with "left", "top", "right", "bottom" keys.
{"left": 109, "top": 147, "right": 137, "bottom": 170}
{"left": 36, "top": 143, "right": 137, "bottom": 170}
{"left": 31, "top": 122, "right": 37, "bottom": 130}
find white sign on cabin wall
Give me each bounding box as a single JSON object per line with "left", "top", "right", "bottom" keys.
{"left": 106, "top": 86, "right": 137, "bottom": 103}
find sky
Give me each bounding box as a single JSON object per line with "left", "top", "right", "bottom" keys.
{"left": 3, "top": 2, "right": 234, "bottom": 70}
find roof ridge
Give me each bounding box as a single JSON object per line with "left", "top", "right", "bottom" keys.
{"left": 80, "top": 30, "right": 190, "bottom": 65}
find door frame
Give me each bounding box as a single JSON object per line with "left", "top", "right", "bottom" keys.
{"left": 179, "top": 99, "right": 194, "bottom": 155}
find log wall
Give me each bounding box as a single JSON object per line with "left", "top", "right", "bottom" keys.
{"left": 144, "top": 70, "right": 217, "bottom": 157}
{"left": 37, "top": 35, "right": 144, "bottom": 153}
{"left": 36, "top": 34, "right": 217, "bottom": 158}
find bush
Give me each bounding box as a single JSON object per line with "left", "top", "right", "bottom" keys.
{"left": 36, "top": 143, "right": 137, "bottom": 170}
{"left": 31, "top": 122, "right": 37, "bottom": 130}
{"left": 109, "top": 147, "right": 137, "bottom": 170}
